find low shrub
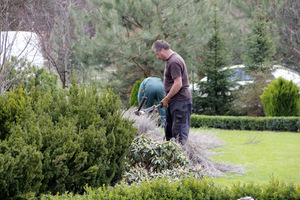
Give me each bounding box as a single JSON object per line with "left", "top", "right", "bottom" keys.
{"left": 191, "top": 114, "right": 299, "bottom": 132}
{"left": 41, "top": 177, "right": 300, "bottom": 200}
{"left": 261, "top": 77, "right": 300, "bottom": 117}
{"left": 129, "top": 78, "right": 144, "bottom": 107}
{"left": 124, "top": 135, "right": 203, "bottom": 184}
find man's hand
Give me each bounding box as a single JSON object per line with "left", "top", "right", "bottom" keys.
{"left": 160, "top": 97, "right": 170, "bottom": 108}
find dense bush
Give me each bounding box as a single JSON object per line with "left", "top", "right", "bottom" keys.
{"left": 261, "top": 77, "right": 300, "bottom": 116}
{"left": 191, "top": 115, "right": 300, "bottom": 132}
{"left": 129, "top": 78, "right": 144, "bottom": 107}
{"left": 42, "top": 177, "right": 300, "bottom": 200}
{"left": 0, "top": 76, "right": 137, "bottom": 199}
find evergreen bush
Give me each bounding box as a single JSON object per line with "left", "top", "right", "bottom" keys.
{"left": 261, "top": 77, "right": 300, "bottom": 116}
{"left": 0, "top": 76, "right": 137, "bottom": 199}
{"left": 129, "top": 78, "right": 144, "bottom": 107}
{"left": 41, "top": 177, "right": 300, "bottom": 200}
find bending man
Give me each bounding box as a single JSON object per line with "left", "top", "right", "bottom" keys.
{"left": 138, "top": 77, "right": 166, "bottom": 126}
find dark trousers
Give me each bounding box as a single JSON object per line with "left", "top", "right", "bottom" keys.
{"left": 165, "top": 99, "right": 192, "bottom": 143}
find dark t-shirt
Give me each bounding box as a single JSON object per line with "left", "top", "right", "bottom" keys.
{"left": 164, "top": 52, "right": 192, "bottom": 102}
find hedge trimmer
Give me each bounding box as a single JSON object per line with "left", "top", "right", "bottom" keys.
{"left": 134, "top": 96, "right": 163, "bottom": 116}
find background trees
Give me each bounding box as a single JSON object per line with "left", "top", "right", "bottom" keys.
{"left": 72, "top": 0, "right": 210, "bottom": 104}
{"left": 256, "top": 0, "right": 300, "bottom": 72}
{"left": 234, "top": 10, "right": 276, "bottom": 116}
{"left": 1, "top": 0, "right": 299, "bottom": 110}
{"left": 193, "top": 3, "right": 236, "bottom": 115}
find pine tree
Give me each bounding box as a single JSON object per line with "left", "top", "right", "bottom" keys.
{"left": 71, "top": 0, "right": 210, "bottom": 102}
{"left": 193, "top": 3, "right": 235, "bottom": 115}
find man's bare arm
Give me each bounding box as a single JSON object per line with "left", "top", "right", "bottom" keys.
{"left": 166, "top": 76, "right": 182, "bottom": 99}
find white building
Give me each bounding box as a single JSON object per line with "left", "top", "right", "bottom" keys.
{"left": 191, "top": 64, "right": 300, "bottom": 91}
{"left": 0, "top": 31, "right": 44, "bottom": 68}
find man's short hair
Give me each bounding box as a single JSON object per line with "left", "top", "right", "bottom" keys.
{"left": 152, "top": 40, "right": 170, "bottom": 52}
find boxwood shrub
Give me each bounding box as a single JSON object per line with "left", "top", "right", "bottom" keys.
{"left": 191, "top": 114, "right": 299, "bottom": 132}
{"left": 41, "top": 177, "right": 300, "bottom": 200}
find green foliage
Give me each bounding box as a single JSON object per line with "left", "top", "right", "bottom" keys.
{"left": 191, "top": 114, "right": 299, "bottom": 132}
{"left": 24, "top": 66, "right": 60, "bottom": 92}
{"left": 243, "top": 11, "right": 276, "bottom": 72}
{"left": 193, "top": 6, "right": 235, "bottom": 115}
{"left": 261, "top": 77, "right": 300, "bottom": 116}
{"left": 127, "top": 135, "right": 190, "bottom": 172}
{"left": 0, "top": 76, "right": 137, "bottom": 199}
{"left": 0, "top": 87, "right": 30, "bottom": 140}
{"left": 41, "top": 177, "right": 300, "bottom": 200}
{"left": 1, "top": 56, "right": 32, "bottom": 92}
{"left": 0, "top": 136, "right": 43, "bottom": 199}
{"left": 129, "top": 78, "right": 144, "bottom": 107}
{"left": 236, "top": 10, "right": 276, "bottom": 116}
{"left": 0, "top": 56, "right": 59, "bottom": 94}
{"left": 124, "top": 135, "right": 202, "bottom": 184}
{"left": 72, "top": 0, "right": 210, "bottom": 102}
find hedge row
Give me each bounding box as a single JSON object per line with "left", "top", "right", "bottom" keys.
{"left": 191, "top": 114, "right": 300, "bottom": 132}
{"left": 42, "top": 177, "right": 300, "bottom": 200}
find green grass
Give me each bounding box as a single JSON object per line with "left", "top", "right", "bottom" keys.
{"left": 199, "top": 129, "right": 300, "bottom": 187}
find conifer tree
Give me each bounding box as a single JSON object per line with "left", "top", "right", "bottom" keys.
{"left": 237, "top": 9, "right": 276, "bottom": 116}
{"left": 243, "top": 11, "right": 275, "bottom": 72}
{"left": 261, "top": 77, "right": 300, "bottom": 117}
{"left": 71, "top": 0, "right": 210, "bottom": 101}
{"left": 193, "top": 2, "right": 235, "bottom": 115}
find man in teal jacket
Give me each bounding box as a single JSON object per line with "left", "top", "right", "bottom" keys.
{"left": 138, "top": 77, "right": 166, "bottom": 126}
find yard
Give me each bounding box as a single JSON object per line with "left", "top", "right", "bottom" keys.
{"left": 202, "top": 129, "right": 300, "bottom": 187}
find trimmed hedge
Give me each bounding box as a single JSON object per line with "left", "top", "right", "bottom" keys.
{"left": 191, "top": 114, "right": 300, "bottom": 132}
{"left": 42, "top": 177, "right": 300, "bottom": 200}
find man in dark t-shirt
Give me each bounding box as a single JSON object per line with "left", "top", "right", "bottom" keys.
{"left": 152, "top": 40, "right": 192, "bottom": 144}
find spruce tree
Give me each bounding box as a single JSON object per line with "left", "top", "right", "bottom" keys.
{"left": 193, "top": 3, "right": 235, "bottom": 115}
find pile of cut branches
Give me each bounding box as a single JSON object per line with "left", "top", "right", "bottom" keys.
{"left": 123, "top": 108, "right": 247, "bottom": 178}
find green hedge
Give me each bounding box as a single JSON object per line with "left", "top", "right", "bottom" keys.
{"left": 42, "top": 177, "right": 300, "bottom": 200}
{"left": 191, "top": 114, "right": 300, "bottom": 132}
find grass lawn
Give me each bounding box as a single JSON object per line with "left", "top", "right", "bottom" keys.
{"left": 198, "top": 129, "right": 300, "bottom": 187}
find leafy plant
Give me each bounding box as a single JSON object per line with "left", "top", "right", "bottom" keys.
{"left": 127, "top": 135, "right": 190, "bottom": 173}
{"left": 124, "top": 135, "right": 202, "bottom": 184}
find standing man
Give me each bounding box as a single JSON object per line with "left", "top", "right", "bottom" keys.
{"left": 152, "top": 40, "right": 192, "bottom": 144}
{"left": 138, "top": 77, "right": 166, "bottom": 126}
